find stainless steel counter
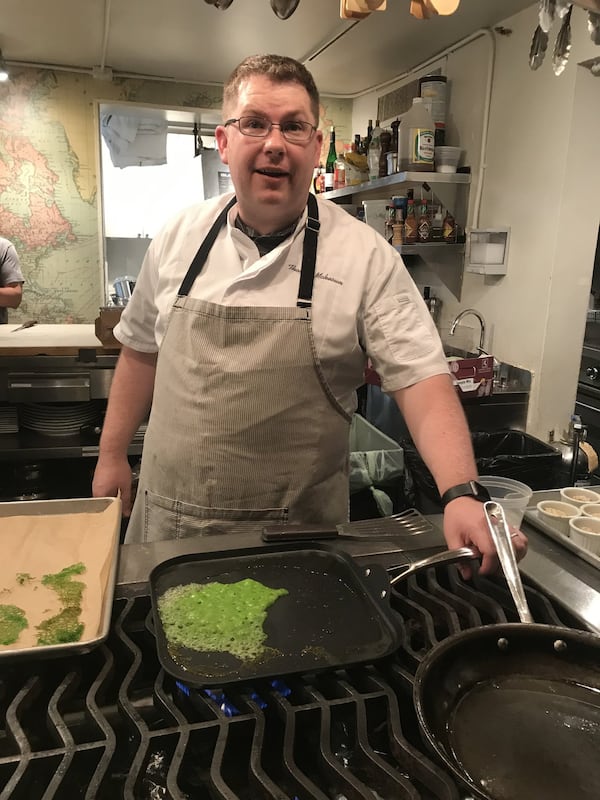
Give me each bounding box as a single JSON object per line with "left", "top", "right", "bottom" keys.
{"left": 115, "top": 509, "right": 600, "bottom": 635}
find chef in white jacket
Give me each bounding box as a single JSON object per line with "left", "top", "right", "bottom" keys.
{"left": 92, "top": 54, "right": 527, "bottom": 575}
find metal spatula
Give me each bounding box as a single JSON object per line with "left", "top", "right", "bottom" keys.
{"left": 262, "top": 508, "right": 437, "bottom": 545}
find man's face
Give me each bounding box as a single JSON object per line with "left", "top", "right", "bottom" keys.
{"left": 215, "top": 76, "right": 323, "bottom": 234}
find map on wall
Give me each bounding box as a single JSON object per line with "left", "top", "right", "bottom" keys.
{"left": 0, "top": 71, "right": 101, "bottom": 324}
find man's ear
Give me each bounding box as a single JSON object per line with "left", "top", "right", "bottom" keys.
{"left": 215, "top": 125, "right": 229, "bottom": 164}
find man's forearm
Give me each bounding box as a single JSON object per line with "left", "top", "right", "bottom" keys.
{"left": 393, "top": 373, "right": 478, "bottom": 495}
{"left": 99, "top": 345, "right": 157, "bottom": 458}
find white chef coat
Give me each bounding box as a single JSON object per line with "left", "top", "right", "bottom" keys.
{"left": 115, "top": 193, "right": 449, "bottom": 415}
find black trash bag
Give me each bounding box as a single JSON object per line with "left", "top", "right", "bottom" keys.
{"left": 401, "top": 430, "right": 562, "bottom": 514}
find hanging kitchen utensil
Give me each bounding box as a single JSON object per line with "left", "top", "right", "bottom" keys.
{"left": 270, "top": 0, "right": 300, "bottom": 19}
{"left": 413, "top": 499, "right": 600, "bottom": 800}
{"left": 588, "top": 10, "right": 600, "bottom": 44}
{"left": 552, "top": 4, "right": 573, "bottom": 76}
{"left": 538, "top": 0, "right": 556, "bottom": 33}
{"left": 409, "top": 0, "right": 427, "bottom": 20}
{"left": 149, "top": 542, "right": 477, "bottom": 687}
{"left": 529, "top": 24, "right": 549, "bottom": 70}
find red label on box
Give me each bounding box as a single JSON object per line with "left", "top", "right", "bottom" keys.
{"left": 448, "top": 356, "right": 494, "bottom": 398}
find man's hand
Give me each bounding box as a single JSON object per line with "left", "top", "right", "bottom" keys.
{"left": 443, "top": 496, "right": 528, "bottom": 578}
{"left": 92, "top": 454, "right": 134, "bottom": 516}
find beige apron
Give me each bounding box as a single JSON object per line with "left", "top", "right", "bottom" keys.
{"left": 126, "top": 194, "right": 353, "bottom": 543}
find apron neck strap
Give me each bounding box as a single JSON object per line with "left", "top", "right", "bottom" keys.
{"left": 178, "top": 193, "right": 320, "bottom": 304}
{"left": 179, "top": 196, "right": 237, "bottom": 296}
{"left": 296, "top": 192, "right": 320, "bottom": 309}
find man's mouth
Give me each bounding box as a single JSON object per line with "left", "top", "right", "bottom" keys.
{"left": 255, "top": 168, "right": 289, "bottom": 178}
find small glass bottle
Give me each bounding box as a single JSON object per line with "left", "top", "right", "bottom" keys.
{"left": 404, "top": 199, "right": 418, "bottom": 244}
{"left": 442, "top": 208, "right": 457, "bottom": 243}
{"left": 417, "top": 200, "right": 431, "bottom": 243}
{"left": 324, "top": 127, "right": 336, "bottom": 191}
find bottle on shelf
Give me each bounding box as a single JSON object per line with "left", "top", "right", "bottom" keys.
{"left": 417, "top": 199, "right": 431, "bottom": 243}
{"left": 398, "top": 98, "right": 435, "bottom": 172}
{"left": 334, "top": 149, "right": 346, "bottom": 190}
{"left": 368, "top": 119, "right": 382, "bottom": 181}
{"left": 324, "top": 126, "right": 337, "bottom": 191}
{"left": 379, "top": 128, "right": 392, "bottom": 177}
{"left": 404, "top": 199, "right": 418, "bottom": 244}
{"left": 366, "top": 119, "right": 373, "bottom": 151}
{"left": 313, "top": 163, "right": 325, "bottom": 194}
{"left": 442, "top": 208, "right": 457, "bottom": 243}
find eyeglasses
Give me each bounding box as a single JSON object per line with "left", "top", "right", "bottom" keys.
{"left": 224, "top": 116, "right": 317, "bottom": 143}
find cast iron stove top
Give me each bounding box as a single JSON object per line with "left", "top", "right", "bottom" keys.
{"left": 0, "top": 561, "right": 591, "bottom": 800}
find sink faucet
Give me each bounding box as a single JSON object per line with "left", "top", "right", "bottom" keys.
{"left": 449, "top": 308, "right": 487, "bottom": 354}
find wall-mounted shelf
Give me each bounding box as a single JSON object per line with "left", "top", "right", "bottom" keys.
{"left": 321, "top": 171, "right": 470, "bottom": 201}
{"left": 322, "top": 171, "right": 471, "bottom": 300}
{"left": 395, "top": 243, "right": 465, "bottom": 257}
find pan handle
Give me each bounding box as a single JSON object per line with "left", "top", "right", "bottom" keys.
{"left": 388, "top": 546, "right": 479, "bottom": 585}
{"left": 484, "top": 500, "right": 534, "bottom": 624}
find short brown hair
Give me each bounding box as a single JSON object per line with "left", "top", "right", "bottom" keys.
{"left": 222, "top": 54, "right": 320, "bottom": 125}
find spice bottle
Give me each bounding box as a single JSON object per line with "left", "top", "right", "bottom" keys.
{"left": 404, "top": 199, "right": 418, "bottom": 243}
{"left": 417, "top": 200, "right": 431, "bottom": 242}
{"left": 442, "top": 209, "right": 457, "bottom": 243}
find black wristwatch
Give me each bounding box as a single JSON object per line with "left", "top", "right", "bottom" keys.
{"left": 441, "top": 480, "right": 491, "bottom": 508}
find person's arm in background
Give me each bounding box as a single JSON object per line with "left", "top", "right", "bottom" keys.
{"left": 0, "top": 242, "right": 24, "bottom": 309}
{"left": 92, "top": 345, "right": 157, "bottom": 515}
{"left": 0, "top": 282, "right": 23, "bottom": 309}
{"left": 393, "top": 373, "right": 527, "bottom": 576}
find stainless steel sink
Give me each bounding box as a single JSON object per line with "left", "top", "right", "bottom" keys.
{"left": 443, "top": 344, "right": 481, "bottom": 360}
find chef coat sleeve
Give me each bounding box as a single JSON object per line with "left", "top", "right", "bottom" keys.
{"left": 358, "top": 246, "right": 449, "bottom": 393}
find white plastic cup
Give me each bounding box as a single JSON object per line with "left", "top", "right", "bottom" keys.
{"left": 434, "top": 146, "right": 461, "bottom": 173}
{"left": 478, "top": 475, "right": 533, "bottom": 529}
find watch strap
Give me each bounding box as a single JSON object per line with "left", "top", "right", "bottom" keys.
{"left": 441, "top": 480, "right": 491, "bottom": 508}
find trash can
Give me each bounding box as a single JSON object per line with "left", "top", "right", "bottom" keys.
{"left": 349, "top": 414, "right": 406, "bottom": 519}
{"left": 401, "top": 429, "right": 562, "bottom": 514}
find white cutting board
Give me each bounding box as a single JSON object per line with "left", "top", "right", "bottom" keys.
{"left": 0, "top": 324, "right": 111, "bottom": 355}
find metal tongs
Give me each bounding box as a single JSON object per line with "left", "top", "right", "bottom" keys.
{"left": 484, "top": 500, "right": 534, "bottom": 623}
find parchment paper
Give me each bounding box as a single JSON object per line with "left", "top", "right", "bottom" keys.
{"left": 0, "top": 499, "right": 121, "bottom": 653}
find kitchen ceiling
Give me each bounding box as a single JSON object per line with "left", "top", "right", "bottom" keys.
{"left": 1, "top": 0, "right": 536, "bottom": 96}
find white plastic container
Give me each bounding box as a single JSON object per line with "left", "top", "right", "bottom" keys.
{"left": 398, "top": 98, "right": 435, "bottom": 172}
{"left": 478, "top": 475, "right": 533, "bottom": 529}
{"left": 434, "top": 145, "right": 461, "bottom": 173}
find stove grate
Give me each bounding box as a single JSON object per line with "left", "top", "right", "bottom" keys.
{"left": 0, "top": 565, "right": 589, "bottom": 799}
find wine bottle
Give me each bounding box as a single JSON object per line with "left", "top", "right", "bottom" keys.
{"left": 324, "top": 126, "right": 336, "bottom": 191}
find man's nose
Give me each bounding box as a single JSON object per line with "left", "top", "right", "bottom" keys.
{"left": 263, "top": 124, "right": 286, "bottom": 151}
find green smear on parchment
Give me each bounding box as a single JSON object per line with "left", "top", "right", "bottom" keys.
{"left": 158, "top": 578, "right": 288, "bottom": 661}
{"left": 36, "top": 563, "right": 87, "bottom": 646}
{"left": 0, "top": 604, "right": 28, "bottom": 645}
{"left": 36, "top": 606, "right": 84, "bottom": 646}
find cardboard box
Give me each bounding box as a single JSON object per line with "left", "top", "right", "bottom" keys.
{"left": 448, "top": 354, "right": 494, "bottom": 398}
{"left": 95, "top": 307, "right": 123, "bottom": 348}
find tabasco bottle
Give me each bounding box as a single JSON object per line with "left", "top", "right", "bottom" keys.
{"left": 442, "top": 208, "right": 457, "bottom": 243}
{"left": 417, "top": 200, "right": 431, "bottom": 242}
{"left": 404, "top": 199, "right": 418, "bottom": 244}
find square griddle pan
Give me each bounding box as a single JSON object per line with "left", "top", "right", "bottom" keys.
{"left": 149, "top": 543, "right": 403, "bottom": 687}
